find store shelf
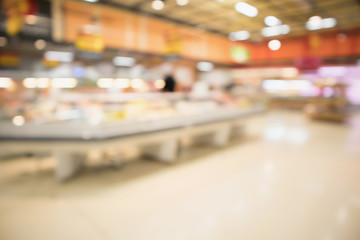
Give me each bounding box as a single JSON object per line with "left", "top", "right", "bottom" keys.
{"left": 0, "top": 105, "right": 263, "bottom": 140}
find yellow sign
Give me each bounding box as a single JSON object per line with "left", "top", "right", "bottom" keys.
{"left": 0, "top": 52, "right": 20, "bottom": 66}
{"left": 309, "top": 33, "right": 320, "bottom": 53}
{"left": 231, "top": 46, "right": 250, "bottom": 63}
{"left": 6, "top": 14, "right": 23, "bottom": 36}
{"left": 75, "top": 32, "right": 105, "bottom": 53}
{"left": 42, "top": 59, "right": 60, "bottom": 68}
{"left": 2, "top": 0, "right": 37, "bottom": 36}
{"left": 164, "top": 31, "right": 181, "bottom": 55}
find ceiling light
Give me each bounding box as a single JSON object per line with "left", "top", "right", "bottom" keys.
{"left": 52, "top": 78, "right": 77, "bottom": 88}
{"left": 12, "top": 115, "right": 25, "bottom": 126}
{"left": 229, "top": 30, "right": 250, "bottom": 41}
{"left": 306, "top": 17, "right": 336, "bottom": 31}
{"left": 37, "top": 78, "right": 50, "bottom": 88}
{"left": 261, "top": 25, "right": 290, "bottom": 37}
{"left": 44, "top": 51, "right": 74, "bottom": 62}
{"left": 235, "top": 2, "right": 258, "bottom": 17}
{"left": 84, "top": 0, "right": 98, "bottom": 2}
{"left": 268, "top": 40, "right": 281, "bottom": 51}
{"left": 322, "top": 18, "right": 337, "bottom": 29}
{"left": 0, "top": 77, "right": 13, "bottom": 88}
{"left": 176, "top": 0, "right": 189, "bottom": 6}
{"left": 23, "top": 78, "right": 51, "bottom": 88}
{"left": 306, "top": 18, "right": 322, "bottom": 31}
{"left": 97, "top": 78, "right": 114, "bottom": 88}
{"left": 309, "top": 16, "right": 321, "bottom": 22}
{"left": 0, "top": 37, "right": 7, "bottom": 47}
{"left": 23, "top": 78, "right": 37, "bottom": 88}
{"left": 152, "top": 0, "right": 164, "bottom": 10}
{"left": 264, "top": 16, "right": 282, "bottom": 27}
{"left": 131, "top": 79, "right": 144, "bottom": 89}
{"left": 35, "top": 39, "right": 46, "bottom": 50}
{"left": 154, "top": 79, "right": 165, "bottom": 89}
{"left": 113, "top": 56, "right": 136, "bottom": 67}
{"left": 197, "top": 62, "right": 214, "bottom": 72}
{"left": 114, "top": 78, "right": 130, "bottom": 88}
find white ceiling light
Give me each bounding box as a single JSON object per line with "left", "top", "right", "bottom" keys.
{"left": 306, "top": 16, "right": 322, "bottom": 30}
{"left": 154, "top": 79, "right": 165, "bottom": 89}
{"left": 322, "top": 18, "right": 337, "bottom": 29}
{"left": 36, "top": 78, "right": 50, "bottom": 88}
{"left": 0, "top": 77, "right": 13, "bottom": 88}
{"left": 229, "top": 30, "right": 250, "bottom": 41}
{"left": 306, "top": 17, "right": 337, "bottom": 31}
{"left": 12, "top": 115, "right": 25, "bottom": 126}
{"left": 84, "top": 0, "right": 98, "bottom": 2}
{"left": 197, "top": 62, "right": 214, "bottom": 72}
{"left": 261, "top": 25, "right": 290, "bottom": 37}
{"left": 44, "top": 51, "right": 74, "bottom": 62}
{"left": 23, "top": 78, "right": 37, "bottom": 88}
{"left": 235, "top": 2, "right": 258, "bottom": 17}
{"left": 113, "top": 56, "right": 136, "bottom": 67}
{"left": 114, "top": 78, "right": 130, "bottom": 88}
{"left": 268, "top": 40, "right": 281, "bottom": 51}
{"left": 264, "top": 16, "right": 282, "bottom": 27}
{"left": 52, "top": 78, "right": 77, "bottom": 88}
{"left": 23, "top": 78, "right": 50, "bottom": 88}
{"left": 309, "top": 16, "right": 321, "bottom": 22}
{"left": 97, "top": 78, "right": 114, "bottom": 88}
{"left": 176, "top": 0, "right": 189, "bottom": 6}
{"left": 131, "top": 79, "right": 144, "bottom": 89}
{"left": 97, "top": 78, "right": 132, "bottom": 89}
{"left": 152, "top": 0, "right": 164, "bottom": 10}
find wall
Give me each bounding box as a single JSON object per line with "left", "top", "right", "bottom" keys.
{"left": 63, "top": 0, "right": 360, "bottom": 65}
{"left": 240, "top": 30, "right": 360, "bottom": 64}
{"left": 63, "top": 0, "right": 233, "bottom": 63}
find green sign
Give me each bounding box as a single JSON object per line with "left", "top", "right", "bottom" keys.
{"left": 231, "top": 46, "right": 250, "bottom": 63}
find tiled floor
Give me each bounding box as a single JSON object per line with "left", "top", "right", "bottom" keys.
{"left": 1, "top": 111, "right": 360, "bottom": 240}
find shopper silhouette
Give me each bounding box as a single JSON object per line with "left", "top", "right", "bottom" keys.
{"left": 163, "top": 74, "right": 176, "bottom": 92}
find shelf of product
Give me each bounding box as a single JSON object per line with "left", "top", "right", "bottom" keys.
{"left": 0, "top": 102, "right": 263, "bottom": 140}
{"left": 304, "top": 83, "right": 349, "bottom": 122}
{"left": 0, "top": 91, "right": 264, "bottom": 181}
{"left": 0, "top": 90, "right": 263, "bottom": 137}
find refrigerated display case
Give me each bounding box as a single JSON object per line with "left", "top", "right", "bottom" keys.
{"left": 0, "top": 90, "right": 265, "bottom": 181}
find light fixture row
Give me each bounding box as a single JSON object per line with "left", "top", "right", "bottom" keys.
{"left": 152, "top": 0, "right": 189, "bottom": 10}
{"left": 230, "top": 16, "right": 337, "bottom": 42}
{"left": 0, "top": 77, "right": 165, "bottom": 90}
{"left": 0, "top": 77, "right": 77, "bottom": 89}
{"left": 96, "top": 78, "right": 165, "bottom": 89}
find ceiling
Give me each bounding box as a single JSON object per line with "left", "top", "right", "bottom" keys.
{"left": 101, "top": 0, "right": 360, "bottom": 41}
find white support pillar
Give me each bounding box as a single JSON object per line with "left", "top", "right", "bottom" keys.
{"left": 54, "top": 151, "right": 85, "bottom": 181}
{"left": 51, "top": 0, "right": 64, "bottom": 42}
{"left": 212, "top": 125, "right": 231, "bottom": 147}
{"left": 157, "top": 138, "right": 179, "bottom": 163}
{"left": 233, "top": 124, "right": 245, "bottom": 138}
{"left": 142, "top": 138, "right": 179, "bottom": 163}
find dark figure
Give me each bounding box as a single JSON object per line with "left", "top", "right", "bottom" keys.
{"left": 163, "top": 74, "right": 176, "bottom": 92}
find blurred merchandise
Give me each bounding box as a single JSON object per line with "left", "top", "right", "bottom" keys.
{"left": 304, "top": 82, "right": 349, "bottom": 122}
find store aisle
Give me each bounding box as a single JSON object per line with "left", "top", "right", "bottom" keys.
{"left": 1, "top": 111, "right": 360, "bottom": 240}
